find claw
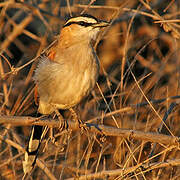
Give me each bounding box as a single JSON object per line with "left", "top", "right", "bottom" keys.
{"left": 79, "top": 121, "right": 89, "bottom": 133}
{"left": 58, "top": 118, "right": 68, "bottom": 132}
{"left": 54, "top": 109, "right": 69, "bottom": 131}
{"left": 69, "top": 108, "right": 88, "bottom": 133}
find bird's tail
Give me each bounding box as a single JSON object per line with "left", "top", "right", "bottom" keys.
{"left": 23, "top": 125, "right": 43, "bottom": 174}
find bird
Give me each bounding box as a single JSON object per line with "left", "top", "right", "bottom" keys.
{"left": 23, "top": 14, "right": 109, "bottom": 174}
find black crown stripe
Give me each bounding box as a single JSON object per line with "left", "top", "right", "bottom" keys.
{"left": 63, "top": 21, "right": 95, "bottom": 28}
{"left": 79, "top": 14, "right": 98, "bottom": 22}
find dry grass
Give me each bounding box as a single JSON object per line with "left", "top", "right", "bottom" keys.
{"left": 0, "top": 0, "right": 180, "bottom": 179}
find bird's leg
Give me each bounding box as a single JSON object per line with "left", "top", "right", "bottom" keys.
{"left": 54, "top": 108, "right": 68, "bottom": 131}
{"left": 69, "top": 108, "right": 87, "bottom": 131}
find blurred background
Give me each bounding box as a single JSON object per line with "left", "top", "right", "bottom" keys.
{"left": 0, "top": 0, "right": 180, "bottom": 179}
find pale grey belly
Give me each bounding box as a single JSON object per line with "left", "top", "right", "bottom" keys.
{"left": 37, "top": 62, "right": 98, "bottom": 109}
{"left": 51, "top": 70, "right": 95, "bottom": 109}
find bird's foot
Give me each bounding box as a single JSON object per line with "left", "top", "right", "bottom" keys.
{"left": 69, "top": 108, "right": 88, "bottom": 133}
{"left": 54, "top": 109, "right": 69, "bottom": 131}
{"left": 78, "top": 119, "right": 89, "bottom": 133}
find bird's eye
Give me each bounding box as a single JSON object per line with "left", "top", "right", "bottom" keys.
{"left": 63, "top": 21, "right": 94, "bottom": 28}
{"left": 77, "top": 21, "right": 94, "bottom": 27}
{"left": 78, "top": 21, "right": 86, "bottom": 26}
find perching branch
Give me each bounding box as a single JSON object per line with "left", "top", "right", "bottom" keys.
{"left": 0, "top": 115, "right": 179, "bottom": 146}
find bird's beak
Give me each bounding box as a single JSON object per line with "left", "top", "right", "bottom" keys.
{"left": 92, "top": 21, "right": 109, "bottom": 28}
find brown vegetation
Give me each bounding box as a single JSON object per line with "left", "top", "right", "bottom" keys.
{"left": 0, "top": 0, "right": 180, "bottom": 179}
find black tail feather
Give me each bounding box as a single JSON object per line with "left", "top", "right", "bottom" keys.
{"left": 23, "top": 118, "right": 44, "bottom": 174}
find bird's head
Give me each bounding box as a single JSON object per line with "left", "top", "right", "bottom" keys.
{"left": 62, "top": 14, "right": 109, "bottom": 42}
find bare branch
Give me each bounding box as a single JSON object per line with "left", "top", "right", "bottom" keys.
{"left": 0, "top": 115, "right": 179, "bottom": 146}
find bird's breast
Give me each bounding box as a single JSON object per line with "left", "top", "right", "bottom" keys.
{"left": 52, "top": 53, "right": 99, "bottom": 108}
{"left": 35, "top": 44, "right": 99, "bottom": 110}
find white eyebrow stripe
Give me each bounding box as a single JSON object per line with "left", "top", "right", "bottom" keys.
{"left": 66, "top": 17, "right": 97, "bottom": 24}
